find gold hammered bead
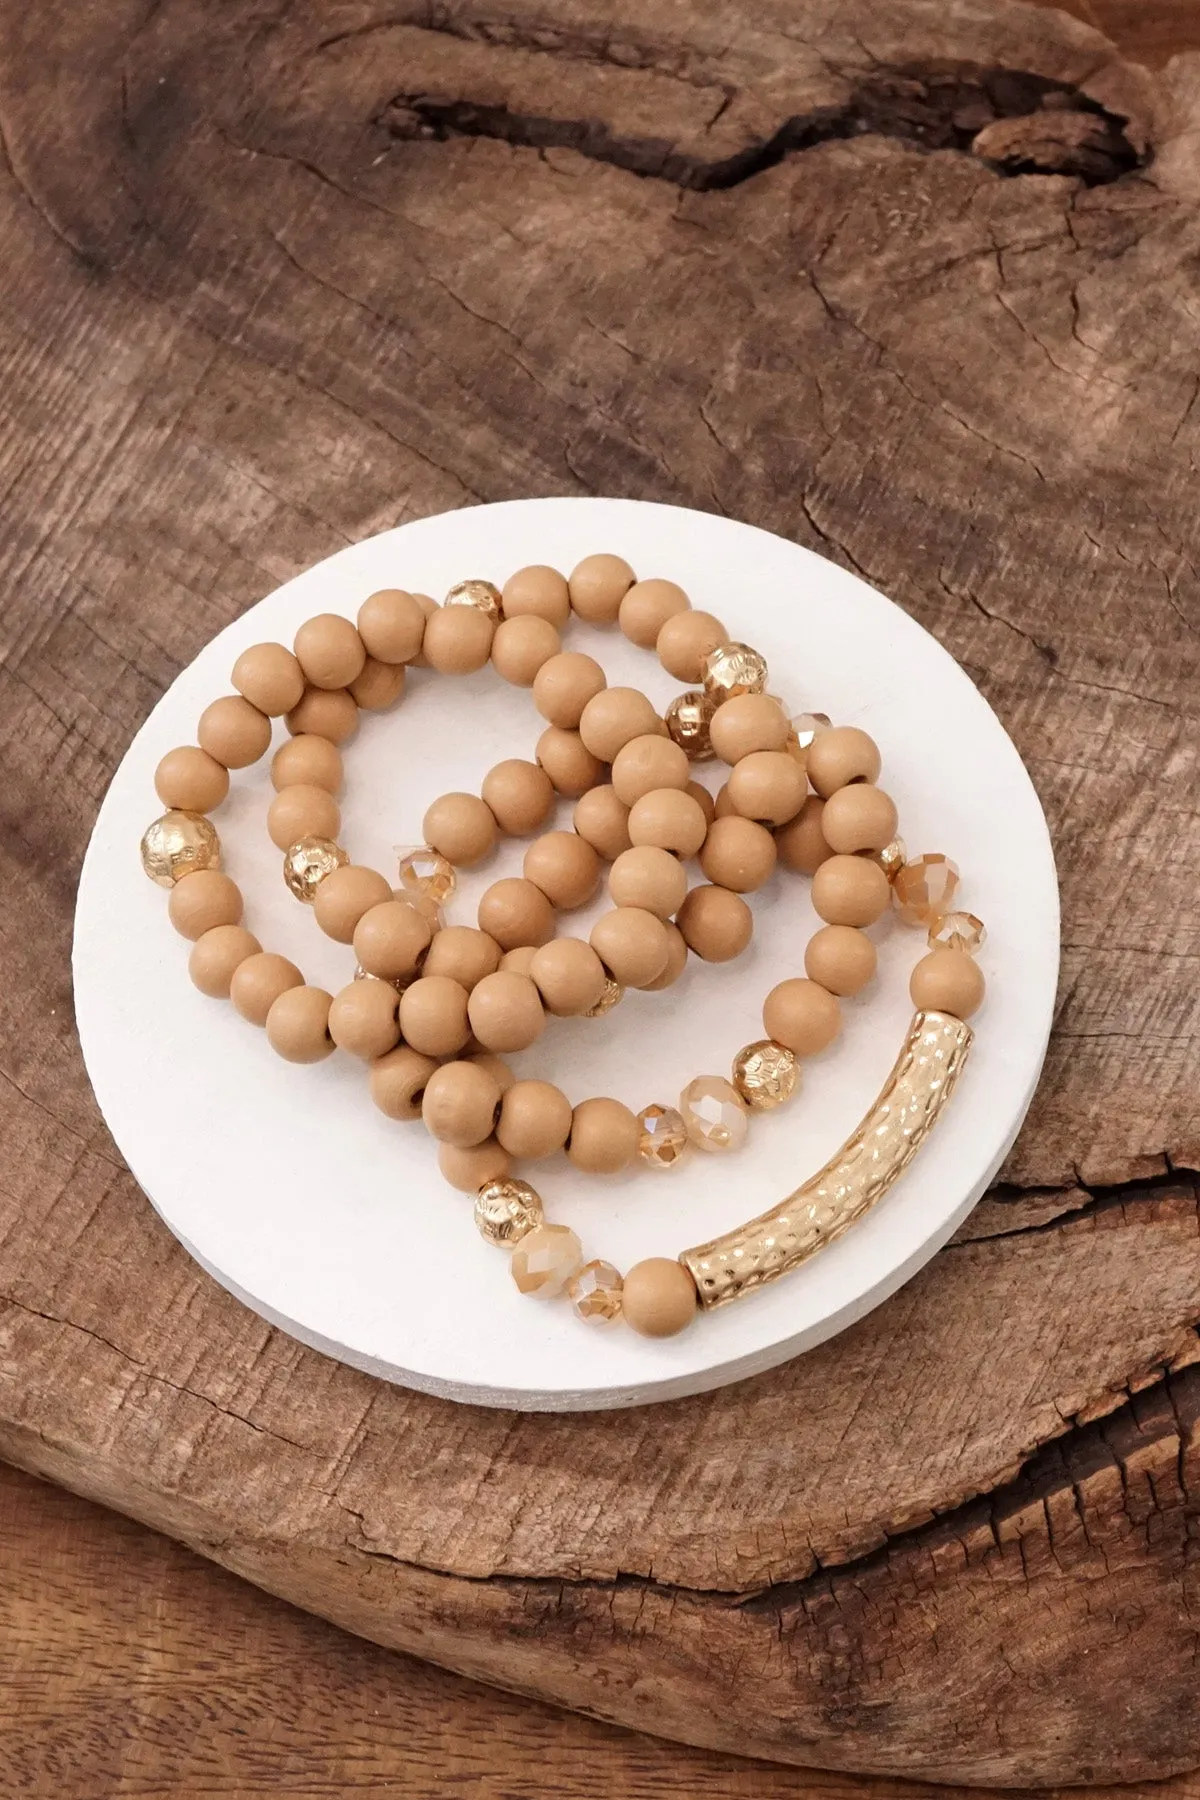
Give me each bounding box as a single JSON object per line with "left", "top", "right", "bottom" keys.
{"left": 584, "top": 975, "right": 625, "bottom": 1017}
{"left": 445, "top": 578, "right": 503, "bottom": 621}
{"left": 473, "top": 1177, "right": 544, "bottom": 1247}
{"left": 282, "top": 835, "right": 349, "bottom": 902}
{"left": 702, "top": 642, "right": 769, "bottom": 702}
{"left": 140, "top": 811, "right": 221, "bottom": 887}
{"left": 664, "top": 690, "right": 715, "bottom": 761}
{"left": 732, "top": 1039, "right": 799, "bottom": 1110}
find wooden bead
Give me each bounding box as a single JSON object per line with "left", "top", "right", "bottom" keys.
{"left": 499, "top": 945, "right": 539, "bottom": 976}
{"left": 167, "top": 870, "right": 243, "bottom": 940}
{"left": 353, "top": 899, "right": 433, "bottom": 982}
{"left": 421, "top": 1060, "right": 503, "bottom": 1147}
{"left": 438, "top": 1138, "right": 511, "bottom": 1193}
{"left": 805, "top": 924, "right": 878, "bottom": 996}
{"left": 567, "top": 1097, "right": 639, "bottom": 1174}
{"left": 762, "top": 978, "right": 841, "bottom": 1056}
{"left": 478, "top": 877, "right": 556, "bottom": 950}
{"left": 467, "top": 971, "right": 546, "bottom": 1052}
{"left": 676, "top": 885, "right": 752, "bottom": 962}
{"left": 491, "top": 615, "right": 561, "bottom": 686}
{"left": 536, "top": 727, "right": 604, "bottom": 798}
{"left": 698, "top": 815, "right": 777, "bottom": 892}
{"left": 497, "top": 1080, "right": 573, "bottom": 1159}
{"left": 618, "top": 577, "right": 690, "bottom": 649}
{"left": 349, "top": 657, "right": 406, "bottom": 711}
{"left": 423, "top": 926, "right": 501, "bottom": 989}
{"left": 328, "top": 977, "right": 401, "bottom": 1059}
{"left": 154, "top": 746, "right": 230, "bottom": 813}
{"left": 727, "top": 750, "right": 807, "bottom": 826}
{"left": 820, "top": 783, "right": 899, "bottom": 854}
{"left": 481, "top": 759, "right": 555, "bottom": 836}
{"left": 532, "top": 652, "right": 607, "bottom": 728}
{"left": 775, "top": 795, "right": 832, "bottom": 876}
{"left": 422, "top": 605, "right": 494, "bottom": 674}
{"left": 294, "top": 613, "right": 366, "bottom": 690}
{"left": 578, "top": 687, "right": 661, "bottom": 762}
{"left": 369, "top": 1044, "right": 439, "bottom": 1121}
{"left": 265, "top": 985, "right": 334, "bottom": 1063}
{"left": 312, "top": 864, "right": 392, "bottom": 943}
{"left": 398, "top": 976, "right": 471, "bottom": 1057}
{"left": 501, "top": 564, "right": 571, "bottom": 627}
{"left": 688, "top": 781, "right": 716, "bottom": 824}
{"left": 423, "top": 792, "right": 497, "bottom": 867}
{"left": 611, "top": 734, "right": 689, "bottom": 807}
{"left": 469, "top": 1053, "right": 515, "bottom": 1094}
{"left": 910, "top": 948, "right": 986, "bottom": 1019}
{"left": 285, "top": 687, "right": 358, "bottom": 745}
{"left": 811, "top": 854, "right": 892, "bottom": 927}
{"left": 188, "top": 925, "right": 261, "bottom": 998}
{"left": 523, "top": 832, "right": 601, "bottom": 910}
{"left": 709, "top": 694, "right": 789, "bottom": 765}
{"left": 197, "top": 695, "right": 271, "bottom": 769}
{"left": 357, "top": 589, "right": 426, "bottom": 664}
{"left": 642, "top": 921, "right": 689, "bottom": 990}
{"left": 627, "top": 787, "right": 708, "bottom": 858}
{"left": 267, "top": 783, "right": 340, "bottom": 851}
{"left": 270, "top": 734, "right": 342, "bottom": 795}
{"left": 232, "top": 643, "right": 305, "bottom": 716}
{"left": 806, "top": 725, "right": 882, "bottom": 797}
{"left": 573, "top": 785, "right": 632, "bottom": 861}
{"left": 529, "top": 937, "right": 607, "bottom": 1016}
{"left": 608, "top": 846, "right": 688, "bottom": 919}
{"left": 407, "top": 595, "right": 438, "bottom": 668}
{"left": 229, "top": 952, "right": 304, "bottom": 1027}
{"left": 713, "top": 782, "right": 737, "bottom": 820}
{"left": 590, "top": 907, "right": 671, "bottom": 988}
{"left": 568, "top": 552, "right": 635, "bottom": 623}
{"left": 622, "top": 1259, "right": 698, "bottom": 1337}
{"left": 656, "top": 610, "right": 728, "bottom": 682}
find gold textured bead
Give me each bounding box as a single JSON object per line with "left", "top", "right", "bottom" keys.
{"left": 680, "top": 1075, "right": 749, "bottom": 1153}
{"left": 702, "top": 642, "right": 769, "bottom": 702}
{"left": 283, "top": 835, "right": 349, "bottom": 902}
{"left": 354, "top": 961, "right": 408, "bottom": 995}
{"left": 584, "top": 975, "right": 625, "bottom": 1017}
{"left": 732, "top": 1039, "right": 799, "bottom": 1111}
{"left": 664, "top": 689, "right": 716, "bottom": 761}
{"left": 444, "top": 578, "right": 502, "bottom": 621}
{"left": 140, "top": 811, "right": 221, "bottom": 888}
{"left": 893, "top": 853, "right": 960, "bottom": 926}
{"left": 511, "top": 1222, "right": 584, "bottom": 1297}
{"left": 474, "top": 1177, "right": 544, "bottom": 1248}
{"left": 568, "top": 1260, "right": 624, "bottom": 1325}
{"left": 637, "top": 1103, "right": 689, "bottom": 1170}
{"left": 876, "top": 836, "right": 907, "bottom": 882}
{"left": 786, "top": 710, "right": 831, "bottom": 760}
{"left": 396, "top": 846, "right": 457, "bottom": 907}
{"left": 929, "top": 910, "right": 986, "bottom": 953}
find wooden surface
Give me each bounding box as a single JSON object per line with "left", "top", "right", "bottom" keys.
{"left": 2, "top": 0, "right": 1200, "bottom": 1787}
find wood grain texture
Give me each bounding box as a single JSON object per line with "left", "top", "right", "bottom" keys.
{"left": 1, "top": 0, "right": 1199, "bottom": 1786}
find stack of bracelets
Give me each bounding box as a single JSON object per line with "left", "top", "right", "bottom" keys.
{"left": 140, "top": 554, "right": 984, "bottom": 1339}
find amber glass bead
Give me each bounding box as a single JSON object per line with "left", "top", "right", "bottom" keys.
{"left": 679, "top": 1076, "right": 748, "bottom": 1153}
{"left": 893, "top": 853, "right": 961, "bottom": 927}
{"left": 568, "top": 1261, "right": 624, "bottom": 1325}
{"left": 636, "top": 1104, "right": 689, "bottom": 1170}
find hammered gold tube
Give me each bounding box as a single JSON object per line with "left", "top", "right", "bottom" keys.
{"left": 680, "top": 1009, "right": 973, "bottom": 1308}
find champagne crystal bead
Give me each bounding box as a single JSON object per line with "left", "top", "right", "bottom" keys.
{"left": 474, "top": 1177, "right": 543, "bottom": 1248}
{"left": 929, "top": 910, "right": 986, "bottom": 953}
{"left": 702, "top": 642, "right": 769, "bottom": 702}
{"left": 637, "top": 1103, "right": 689, "bottom": 1170}
{"left": 568, "top": 1259, "right": 624, "bottom": 1324}
{"left": 876, "top": 836, "right": 907, "bottom": 882}
{"left": 680, "top": 1075, "right": 749, "bottom": 1153}
{"left": 664, "top": 689, "right": 715, "bottom": 761}
{"left": 444, "top": 578, "right": 502, "bottom": 621}
{"left": 585, "top": 975, "right": 625, "bottom": 1017}
{"left": 283, "top": 835, "right": 348, "bottom": 902}
{"left": 893, "top": 853, "right": 961, "bottom": 927}
{"left": 397, "top": 846, "right": 457, "bottom": 907}
{"left": 786, "top": 710, "right": 831, "bottom": 759}
{"left": 731, "top": 1039, "right": 799, "bottom": 1111}
{"left": 354, "top": 962, "right": 408, "bottom": 995}
{"left": 140, "top": 811, "right": 221, "bottom": 888}
{"left": 511, "top": 1222, "right": 584, "bottom": 1297}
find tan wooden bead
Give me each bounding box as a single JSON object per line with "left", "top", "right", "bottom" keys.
{"left": 618, "top": 577, "right": 690, "bottom": 649}
{"left": 167, "top": 870, "right": 243, "bottom": 940}
{"left": 423, "top": 926, "right": 501, "bottom": 990}
{"left": 349, "top": 656, "right": 406, "bottom": 711}
{"left": 467, "top": 970, "right": 546, "bottom": 1053}
{"left": 642, "top": 921, "right": 689, "bottom": 991}
{"left": 478, "top": 877, "right": 557, "bottom": 950}
{"left": 811, "top": 854, "right": 892, "bottom": 927}
{"left": 775, "top": 795, "right": 833, "bottom": 876}
{"left": 573, "top": 785, "right": 632, "bottom": 861}
{"left": 567, "top": 1097, "right": 639, "bottom": 1174}
{"left": 529, "top": 937, "right": 607, "bottom": 1016}
{"left": 713, "top": 782, "right": 737, "bottom": 820}
{"left": 188, "top": 925, "right": 261, "bottom": 998}
{"left": 656, "top": 610, "right": 729, "bottom": 682}
{"left": 154, "top": 746, "right": 230, "bottom": 813}
{"left": 491, "top": 615, "right": 561, "bottom": 687}
{"left": 805, "top": 924, "right": 878, "bottom": 997}
{"left": 230, "top": 952, "right": 304, "bottom": 1027}
{"left": 438, "top": 1137, "right": 511, "bottom": 1193}
{"left": 481, "top": 759, "right": 555, "bottom": 836}
{"left": 709, "top": 694, "right": 790, "bottom": 765}
{"left": 568, "top": 552, "right": 635, "bottom": 624}
{"left": 357, "top": 589, "right": 426, "bottom": 664}
{"left": 312, "top": 864, "right": 393, "bottom": 944}
{"left": 497, "top": 1080, "right": 573, "bottom": 1160}
{"left": 328, "top": 977, "right": 401, "bottom": 1059}
{"left": 197, "top": 695, "right": 272, "bottom": 770}
{"left": 232, "top": 643, "right": 305, "bottom": 716}
{"left": 688, "top": 781, "right": 716, "bottom": 825}
{"left": 469, "top": 1052, "right": 515, "bottom": 1094}
{"left": 578, "top": 687, "right": 661, "bottom": 762}
{"left": 423, "top": 792, "right": 497, "bottom": 868}
{"left": 398, "top": 976, "right": 471, "bottom": 1057}
{"left": 501, "top": 564, "right": 571, "bottom": 627}
{"left": 270, "top": 734, "right": 343, "bottom": 795}
{"left": 422, "top": 605, "right": 495, "bottom": 674}
{"left": 727, "top": 750, "right": 807, "bottom": 826}
{"left": 590, "top": 907, "right": 671, "bottom": 988}
{"left": 622, "top": 1258, "right": 698, "bottom": 1337}
{"left": 285, "top": 687, "right": 358, "bottom": 745}
{"left": 627, "top": 786, "right": 708, "bottom": 858}
{"left": 611, "top": 734, "right": 689, "bottom": 807}
{"left": 608, "top": 846, "right": 688, "bottom": 920}
{"left": 820, "top": 783, "right": 899, "bottom": 854}
{"left": 294, "top": 613, "right": 366, "bottom": 690}
{"left": 265, "top": 985, "right": 335, "bottom": 1064}
{"left": 763, "top": 977, "right": 842, "bottom": 1056}
{"left": 523, "top": 831, "right": 601, "bottom": 910}
{"left": 421, "top": 1060, "right": 503, "bottom": 1148}
{"left": 676, "top": 884, "right": 752, "bottom": 962}
{"left": 532, "top": 652, "right": 607, "bottom": 728}
{"left": 806, "top": 725, "right": 882, "bottom": 797}
{"left": 698, "top": 815, "right": 777, "bottom": 893}
{"left": 498, "top": 945, "right": 539, "bottom": 976}
{"left": 535, "top": 727, "right": 604, "bottom": 798}
{"left": 407, "top": 594, "right": 438, "bottom": 668}
{"left": 910, "top": 948, "right": 986, "bottom": 1019}
{"left": 369, "top": 1043, "right": 439, "bottom": 1121}
{"left": 267, "top": 783, "right": 341, "bottom": 851}
{"left": 353, "top": 899, "right": 433, "bottom": 982}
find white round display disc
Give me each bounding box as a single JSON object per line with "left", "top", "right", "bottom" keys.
{"left": 74, "top": 498, "right": 1059, "bottom": 1411}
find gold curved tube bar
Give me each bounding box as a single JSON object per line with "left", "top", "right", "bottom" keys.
{"left": 680, "top": 1009, "right": 973, "bottom": 1308}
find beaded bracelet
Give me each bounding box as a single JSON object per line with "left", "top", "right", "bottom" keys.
{"left": 140, "top": 554, "right": 984, "bottom": 1339}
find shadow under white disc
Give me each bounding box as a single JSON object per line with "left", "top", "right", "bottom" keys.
{"left": 74, "top": 498, "right": 1059, "bottom": 1411}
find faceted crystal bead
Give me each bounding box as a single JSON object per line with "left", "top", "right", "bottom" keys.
{"left": 929, "top": 910, "right": 986, "bottom": 953}
{"left": 474, "top": 1178, "right": 543, "bottom": 1248}
{"left": 585, "top": 976, "right": 625, "bottom": 1018}
{"left": 875, "top": 836, "right": 907, "bottom": 883}
{"left": 140, "top": 811, "right": 221, "bottom": 888}
{"left": 892, "top": 853, "right": 960, "bottom": 927}
{"left": 568, "top": 1259, "right": 624, "bottom": 1324}
{"left": 665, "top": 689, "right": 715, "bottom": 761}
{"left": 637, "top": 1104, "right": 689, "bottom": 1170}
{"left": 679, "top": 1076, "right": 749, "bottom": 1154}
{"left": 731, "top": 1040, "right": 799, "bottom": 1111}
{"left": 511, "top": 1222, "right": 583, "bottom": 1297}
{"left": 444, "top": 578, "right": 502, "bottom": 621}
{"left": 701, "top": 642, "right": 769, "bottom": 702}
{"left": 786, "top": 710, "right": 831, "bottom": 760}
{"left": 283, "top": 835, "right": 348, "bottom": 902}
{"left": 396, "top": 846, "right": 456, "bottom": 907}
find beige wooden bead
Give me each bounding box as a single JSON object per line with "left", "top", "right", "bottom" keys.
{"left": 312, "top": 864, "right": 393, "bottom": 943}
{"left": 608, "top": 846, "right": 688, "bottom": 919}
{"left": 421, "top": 1060, "right": 503, "bottom": 1147}
{"left": 407, "top": 594, "right": 438, "bottom": 668}
{"left": 573, "top": 785, "right": 632, "bottom": 861}
{"left": 567, "top": 1097, "right": 639, "bottom": 1174}
{"left": 805, "top": 924, "right": 878, "bottom": 997}
{"left": 762, "top": 977, "right": 841, "bottom": 1056}
{"left": 642, "top": 921, "right": 689, "bottom": 991}
{"left": 478, "top": 877, "right": 556, "bottom": 950}
{"left": 353, "top": 899, "right": 433, "bottom": 982}
{"left": 232, "top": 643, "right": 305, "bottom": 716}
{"left": 154, "top": 746, "right": 230, "bottom": 813}
{"left": 811, "top": 854, "right": 892, "bottom": 927}
{"left": 230, "top": 952, "right": 304, "bottom": 1027}
{"left": 727, "top": 750, "right": 807, "bottom": 826}
{"left": 285, "top": 687, "right": 358, "bottom": 745}
{"left": 357, "top": 589, "right": 427, "bottom": 664}
{"left": 713, "top": 782, "right": 737, "bottom": 820}
{"left": 265, "top": 985, "right": 335, "bottom": 1063}
{"left": 294, "top": 614, "right": 366, "bottom": 690}
{"left": 578, "top": 687, "right": 661, "bottom": 762}
{"left": 529, "top": 937, "right": 607, "bottom": 1016}
{"left": 188, "top": 925, "right": 262, "bottom": 998}
{"left": 167, "top": 870, "right": 243, "bottom": 940}
{"left": 438, "top": 1138, "right": 511, "bottom": 1193}
{"left": 532, "top": 652, "right": 607, "bottom": 728}
{"left": 423, "top": 792, "right": 497, "bottom": 868}
{"left": 270, "top": 734, "right": 343, "bottom": 795}
{"left": 329, "top": 977, "right": 402, "bottom": 1059}
{"left": 698, "top": 815, "right": 777, "bottom": 893}
{"left": 349, "top": 657, "right": 406, "bottom": 711}
{"left": 197, "top": 695, "right": 272, "bottom": 770}
{"left": 398, "top": 976, "right": 471, "bottom": 1057}
{"left": 267, "top": 783, "right": 341, "bottom": 851}
{"left": 622, "top": 1259, "right": 697, "bottom": 1337}
{"left": 676, "top": 884, "right": 752, "bottom": 962}
{"left": 590, "top": 907, "right": 671, "bottom": 988}
{"left": 467, "top": 970, "right": 546, "bottom": 1053}
{"left": 501, "top": 564, "right": 571, "bottom": 627}
{"left": 469, "top": 1052, "right": 515, "bottom": 1094}
{"left": 709, "top": 694, "right": 790, "bottom": 765}
{"left": 369, "top": 1043, "right": 439, "bottom": 1121}
{"left": 688, "top": 781, "right": 716, "bottom": 824}
{"left": 498, "top": 945, "right": 539, "bottom": 976}
{"left": 422, "top": 605, "right": 494, "bottom": 674}
{"left": 618, "top": 577, "right": 690, "bottom": 649}
{"left": 491, "top": 615, "right": 561, "bottom": 687}
{"left": 627, "top": 786, "right": 708, "bottom": 858}
{"left": 775, "top": 795, "right": 832, "bottom": 876}
{"left": 611, "top": 734, "right": 689, "bottom": 807}
{"left": 536, "top": 727, "right": 604, "bottom": 798}
{"left": 568, "top": 552, "right": 635, "bottom": 623}
{"left": 820, "top": 783, "right": 899, "bottom": 854}
{"left": 523, "top": 832, "right": 601, "bottom": 910}
{"left": 910, "top": 948, "right": 986, "bottom": 1019}
{"left": 497, "top": 1080, "right": 573, "bottom": 1159}
{"left": 423, "top": 926, "right": 501, "bottom": 989}
{"left": 656, "top": 610, "right": 728, "bottom": 682}
{"left": 806, "top": 725, "right": 882, "bottom": 797}
{"left": 481, "top": 759, "right": 555, "bottom": 836}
